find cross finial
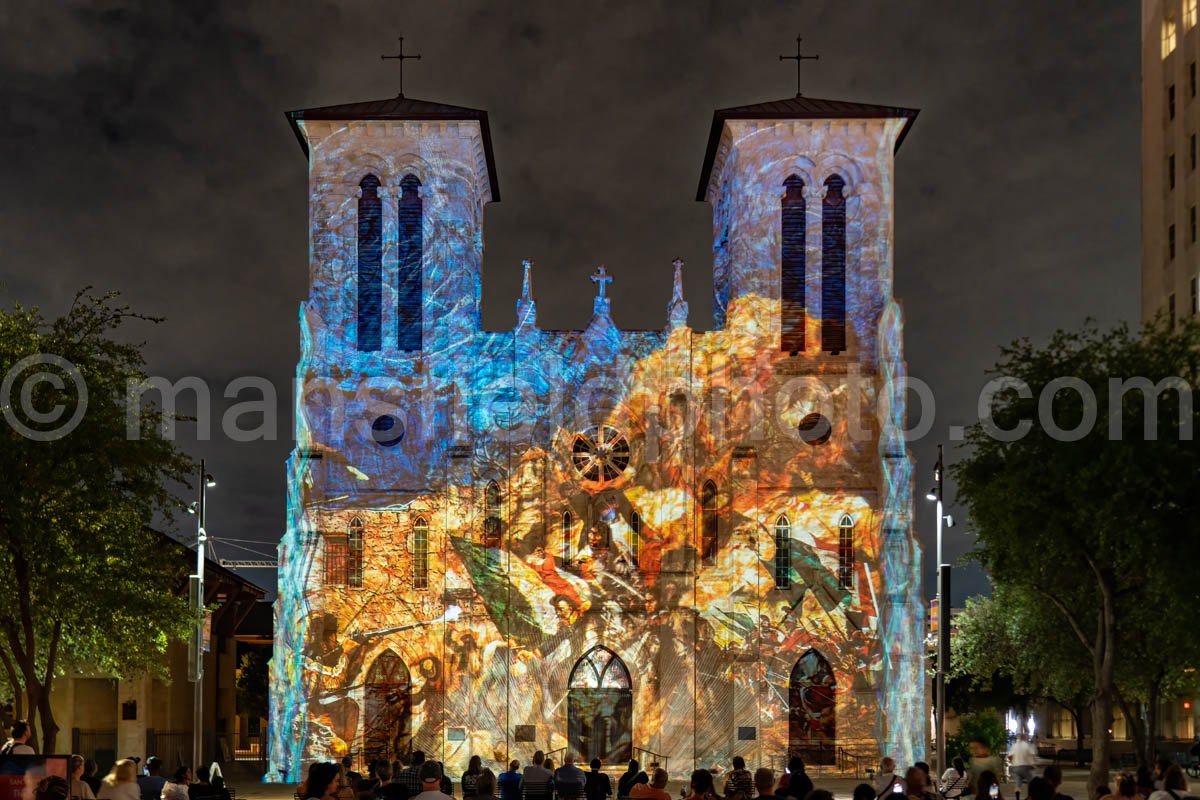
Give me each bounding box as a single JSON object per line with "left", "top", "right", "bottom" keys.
{"left": 590, "top": 265, "right": 613, "bottom": 299}
{"left": 779, "top": 35, "right": 819, "bottom": 97}
{"left": 521, "top": 259, "right": 534, "bottom": 301}
{"left": 671, "top": 258, "right": 685, "bottom": 301}
{"left": 381, "top": 35, "right": 422, "bottom": 98}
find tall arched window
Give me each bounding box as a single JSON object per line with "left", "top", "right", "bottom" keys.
{"left": 774, "top": 515, "right": 791, "bottom": 589}
{"left": 781, "top": 175, "right": 807, "bottom": 354}
{"left": 821, "top": 174, "right": 847, "bottom": 354}
{"left": 838, "top": 514, "right": 855, "bottom": 589}
{"left": 324, "top": 532, "right": 349, "bottom": 586}
{"left": 483, "top": 480, "right": 502, "bottom": 548}
{"left": 357, "top": 174, "right": 383, "bottom": 351}
{"left": 348, "top": 517, "right": 364, "bottom": 588}
{"left": 700, "top": 480, "right": 718, "bottom": 565}
{"left": 397, "top": 174, "right": 423, "bottom": 351}
{"left": 412, "top": 517, "right": 429, "bottom": 590}
{"left": 629, "top": 512, "right": 642, "bottom": 567}
{"left": 562, "top": 511, "right": 574, "bottom": 562}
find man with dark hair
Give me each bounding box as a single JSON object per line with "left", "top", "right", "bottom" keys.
{"left": 376, "top": 760, "right": 409, "bottom": 800}
{"left": 523, "top": 753, "right": 554, "bottom": 800}
{"left": 138, "top": 757, "right": 166, "bottom": 800}
{"left": 753, "top": 769, "right": 777, "bottom": 800}
{"left": 723, "top": 758, "right": 753, "bottom": 800}
{"left": 413, "top": 762, "right": 451, "bottom": 800}
{"left": 398, "top": 753, "right": 428, "bottom": 800}
{"left": 1028, "top": 778, "right": 1055, "bottom": 800}
{"left": 1, "top": 720, "right": 34, "bottom": 755}
{"left": 630, "top": 770, "right": 669, "bottom": 800}
{"left": 1043, "top": 766, "right": 1074, "bottom": 800}
{"left": 344, "top": 756, "right": 364, "bottom": 790}
{"left": 36, "top": 776, "right": 70, "bottom": 800}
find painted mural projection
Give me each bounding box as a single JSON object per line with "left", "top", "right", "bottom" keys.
{"left": 268, "top": 94, "right": 925, "bottom": 780}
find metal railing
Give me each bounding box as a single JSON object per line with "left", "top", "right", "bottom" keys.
{"left": 633, "top": 747, "right": 669, "bottom": 771}
{"left": 72, "top": 729, "right": 117, "bottom": 775}
{"left": 146, "top": 730, "right": 193, "bottom": 769}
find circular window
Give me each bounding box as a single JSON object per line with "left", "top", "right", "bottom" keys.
{"left": 570, "top": 425, "right": 631, "bottom": 482}
{"left": 798, "top": 413, "right": 832, "bottom": 445}
{"left": 371, "top": 414, "right": 405, "bottom": 447}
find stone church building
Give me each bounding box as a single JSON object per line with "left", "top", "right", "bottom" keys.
{"left": 268, "top": 82, "right": 925, "bottom": 780}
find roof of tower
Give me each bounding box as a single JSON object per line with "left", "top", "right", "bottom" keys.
{"left": 286, "top": 95, "right": 501, "bottom": 201}
{"left": 695, "top": 95, "right": 919, "bottom": 201}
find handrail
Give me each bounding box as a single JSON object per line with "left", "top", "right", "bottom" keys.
{"left": 546, "top": 746, "right": 568, "bottom": 764}
{"left": 633, "top": 747, "right": 669, "bottom": 770}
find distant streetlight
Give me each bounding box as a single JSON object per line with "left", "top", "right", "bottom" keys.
{"left": 189, "top": 459, "right": 215, "bottom": 772}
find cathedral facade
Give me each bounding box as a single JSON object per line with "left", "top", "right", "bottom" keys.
{"left": 268, "top": 87, "right": 925, "bottom": 781}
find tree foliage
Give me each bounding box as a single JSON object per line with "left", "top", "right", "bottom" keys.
{"left": 0, "top": 290, "right": 195, "bottom": 752}
{"left": 236, "top": 650, "right": 270, "bottom": 721}
{"left": 952, "top": 318, "right": 1200, "bottom": 790}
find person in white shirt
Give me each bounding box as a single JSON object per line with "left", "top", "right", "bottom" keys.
{"left": 1007, "top": 735, "right": 1038, "bottom": 795}
{"left": 1147, "top": 764, "right": 1193, "bottom": 800}
{"left": 1, "top": 721, "right": 35, "bottom": 755}
{"left": 940, "top": 759, "right": 969, "bottom": 800}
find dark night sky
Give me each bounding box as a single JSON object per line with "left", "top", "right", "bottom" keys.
{"left": 0, "top": 2, "right": 1140, "bottom": 601}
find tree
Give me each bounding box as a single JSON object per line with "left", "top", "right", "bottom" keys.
{"left": 952, "top": 318, "right": 1200, "bottom": 793}
{"left": 236, "top": 650, "right": 270, "bottom": 721}
{"left": 950, "top": 592, "right": 1093, "bottom": 758}
{"left": 0, "top": 290, "right": 195, "bottom": 752}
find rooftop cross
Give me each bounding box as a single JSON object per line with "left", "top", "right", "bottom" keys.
{"left": 590, "top": 265, "right": 613, "bottom": 299}
{"left": 380, "top": 36, "right": 422, "bottom": 98}
{"left": 779, "top": 35, "right": 819, "bottom": 97}
{"left": 671, "top": 258, "right": 685, "bottom": 302}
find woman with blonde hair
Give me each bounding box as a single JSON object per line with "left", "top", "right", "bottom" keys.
{"left": 69, "top": 755, "right": 95, "bottom": 800}
{"left": 96, "top": 760, "right": 140, "bottom": 800}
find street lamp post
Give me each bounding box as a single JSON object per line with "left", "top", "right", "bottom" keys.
{"left": 188, "top": 460, "right": 215, "bottom": 773}
{"left": 926, "top": 445, "right": 951, "bottom": 774}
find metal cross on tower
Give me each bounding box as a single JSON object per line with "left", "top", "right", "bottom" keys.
{"left": 381, "top": 35, "right": 422, "bottom": 97}
{"left": 590, "top": 265, "right": 613, "bottom": 298}
{"left": 779, "top": 35, "right": 819, "bottom": 97}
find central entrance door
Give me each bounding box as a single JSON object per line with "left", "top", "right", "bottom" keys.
{"left": 788, "top": 648, "right": 836, "bottom": 764}
{"left": 567, "top": 646, "right": 632, "bottom": 764}
{"left": 364, "top": 650, "right": 412, "bottom": 764}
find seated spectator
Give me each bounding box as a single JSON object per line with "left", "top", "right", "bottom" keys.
{"left": 618, "top": 762, "right": 647, "bottom": 800}
{"left": 304, "top": 763, "right": 343, "bottom": 800}
{"left": 776, "top": 759, "right": 811, "bottom": 800}
{"left": 723, "top": 759, "right": 753, "bottom": 800}
{"left": 976, "top": 771, "right": 1003, "bottom": 800}
{"left": 1147, "top": 767, "right": 1191, "bottom": 800}
{"left": 98, "top": 760, "right": 141, "bottom": 800}
{"left": 554, "top": 755, "right": 586, "bottom": 800}
{"left": 523, "top": 754, "right": 554, "bottom": 800}
{"left": 476, "top": 770, "right": 498, "bottom": 800}
{"left": 463, "top": 758, "right": 483, "bottom": 800}
{"left": 414, "top": 762, "right": 452, "bottom": 800}
{"left": 498, "top": 762, "right": 522, "bottom": 800}
{"left": 631, "top": 769, "right": 670, "bottom": 800}
{"left": 70, "top": 755, "right": 96, "bottom": 800}
{"left": 752, "top": 770, "right": 777, "bottom": 800}
{"left": 1044, "top": 767, "right": 1074, "bottom": 800}
{"left": 852, "top": 785, "right": 875, "bottom": 800}
{"left": 376, "top": 761, "right": 407, "bottom": 800}
{"left": 686, "top": 770, "right": 719, "bottom": 800}
{"left": 873, "top": 759, "right": 899, "bottom": 798}
{"left": 585, "top": 760, "right": 612, "bottom": 800}
{"left": 37, "top": 776, "right": 71, "bottom": 800}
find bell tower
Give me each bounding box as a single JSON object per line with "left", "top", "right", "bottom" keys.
{"left": 286, "top": 94, "right": 499, "bottom": 356}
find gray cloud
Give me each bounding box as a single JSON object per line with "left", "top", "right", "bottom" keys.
{"left": 0, "top": 1, "right": 1139, "bottom": 601}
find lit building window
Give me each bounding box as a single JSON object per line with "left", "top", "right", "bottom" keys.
{"left": 1165, "top": 14, "right": 1179, "bottom": 58}
{"left": 1187, "top": 0, "right": 1197, "bottom": 30}
{"left": 700, "top": 480, "right": 719, "bottom": 565}
{"left": 397, "top": 174, "right": 423, "bottom": 351}
{"left": 1170, "top": 85, "right": 1177, "bottom": 120}
{"left": 348, "top": 517, "right": 364, "bottom": 588}
{"left": 774, "top": 515, "right": 791, "bottom": 589}
{"left": 781, "top": 174, "right": 807, "bottom": 354}
{"left": 413, "top": 517, "right": 429, "bottom": 590}
{"left": 562, "top": 511, "right": 573, "bottom": 562}
{"left": 357, "top": 175, "right": 383, "bottom": 351}
{"left": 1170, "top": 154, "right": 1177, "bottom": 189}
{"left": 325, "top": 534, "right": 349, "bottom": 586}
{"left": 1171, "top": 224, "right": 1178, "bottom": 260}
{"left": 629, "top": 511, "right": 641, "bottom": 566}
{"left": 821, "top": 175, "right": 848, "bottom": 354}
{"left": 837, "top": 514, "right": 855, "bottom": 589}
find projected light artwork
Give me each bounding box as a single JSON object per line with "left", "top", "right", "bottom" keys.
{"left": 268, "top": 91, "right": 925, "bottom": 780}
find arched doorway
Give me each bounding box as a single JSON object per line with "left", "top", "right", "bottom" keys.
{"left": 567, "top": 646, "right": 632, "bottom": 764}
{"left": 788, "top": 648, "right": 836, "bottom": 764}
{"left": 364, "top": 650, "right": 412, "bottom": 764}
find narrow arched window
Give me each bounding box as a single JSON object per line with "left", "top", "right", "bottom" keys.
{"left": 413, "top": 517, "right": 429, "bottom": 590}
{"left": 357, "top": 175, "right": 383, "bottom": 351}
{"left": 774, "top": 515, "right": 791, "bottom": 589}
{"left": 397, "top": 174, "right": 423, "bottom": 351}
{"left": 822, "top": 174, "right": 847, "bottom": 354}
{"left": 348, "top": 517, "right": 364, "bottom": 588}
{"left": 781, "top": 175, "right": 806, "bottom": 354}
{"left": 324, "top": 532, "right": 349, "bottom": 586}
{"left": 700, "top": 480, "right": 718, "bottom": 565}
{"left": 562, "top": 511, "right": 573, "bottom": 562}
{"left": 484, "top": 480, "right": 502, "bottom": 548}
{"left": 630, "top": 512, "right": 642, "bottom": 567}
{"left": 838, "top": 514, "right": 855, "bottom": 589}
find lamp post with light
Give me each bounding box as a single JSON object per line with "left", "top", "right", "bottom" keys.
{"left": 926, "top": 445, "right": 954, "bottom": 773}
{"left": 187, "top": 459, "right": 216, "bottom": 772}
